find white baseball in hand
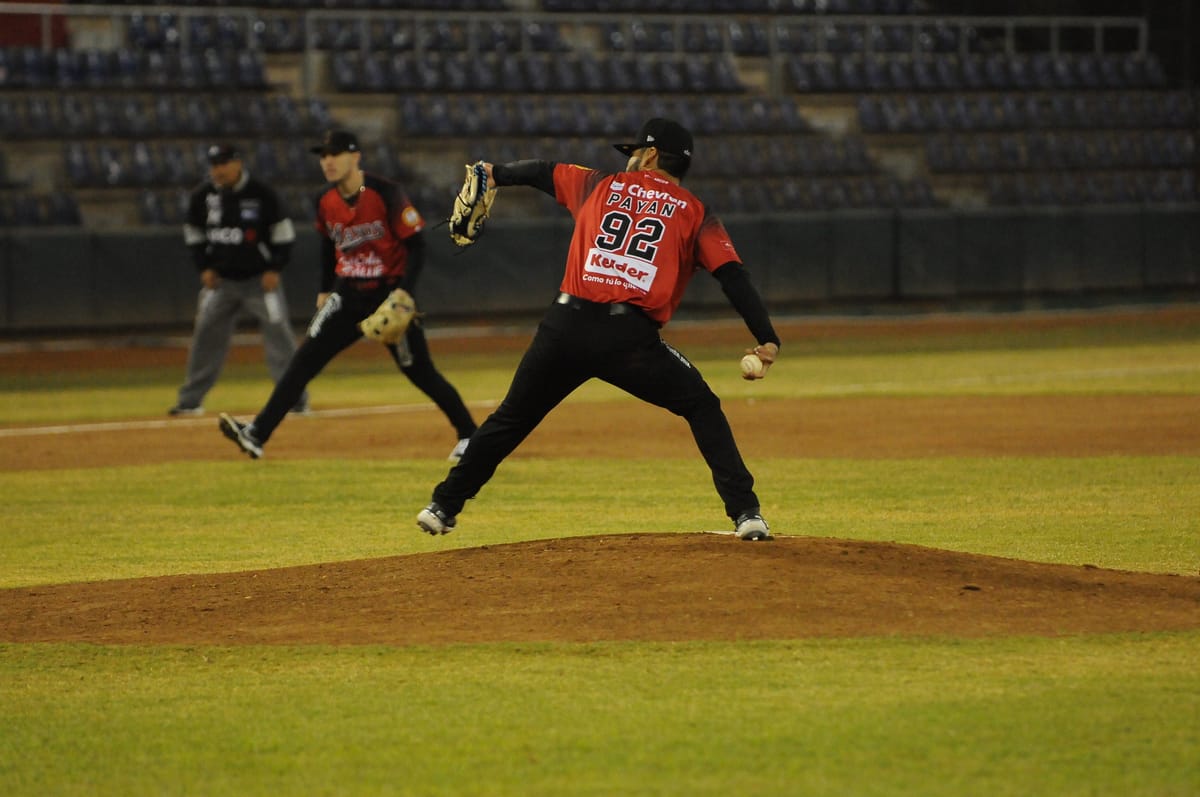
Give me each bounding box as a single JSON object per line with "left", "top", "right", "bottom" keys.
{"left": 740, "top": 353, "right": 765, "bottom": 379}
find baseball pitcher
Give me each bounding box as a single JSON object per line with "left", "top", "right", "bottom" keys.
{"left": 418, "top": 117, "right": 781, "bottom": 541}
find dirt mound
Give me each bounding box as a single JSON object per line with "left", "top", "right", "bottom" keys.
{"left": 3, "top": 534, "right": 1197, "bottom": 645}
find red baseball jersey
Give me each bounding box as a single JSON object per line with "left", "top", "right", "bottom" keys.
{"left": 552, "top": 163, "right": 740, "bottom": 325}
{"left": 315, "top": 173, "right": 424, "bottom": 283}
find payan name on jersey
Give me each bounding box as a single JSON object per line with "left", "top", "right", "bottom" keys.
{"left": 606, "top": 180, "right": 687, "bottom": 217}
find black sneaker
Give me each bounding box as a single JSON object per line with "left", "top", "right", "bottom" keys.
{"left": 734, "top": 511, "right": 773, "bottom": 541}
{"left": 417, "top": 502, "right": 457, "bottom": 535}
{"left": 218, "top": 413, "right": 263, "bottom": 459}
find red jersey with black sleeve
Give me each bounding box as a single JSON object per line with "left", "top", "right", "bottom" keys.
{"left": 314, "top": 172, "right": 424, "bottom": 291}
{"left": 552, "top": 163, "right": 740, "bottom": 325}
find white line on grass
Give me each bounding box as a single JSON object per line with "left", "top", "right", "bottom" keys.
{"left": 0, "top": 401, "right": 498, "bottom": 438}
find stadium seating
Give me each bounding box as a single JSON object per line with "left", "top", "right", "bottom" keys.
{"left": 3, "top": 4, "right": 1195, "bottom": 227}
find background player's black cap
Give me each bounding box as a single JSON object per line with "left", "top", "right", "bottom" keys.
{"left": 206, "top": 144, "right": 241, "bottom": 164}
{"left": 310, "top": 129, "right": 361, "bottom": 156}
{"left": 613, "top": 118, "right": 693, "bottom": 160}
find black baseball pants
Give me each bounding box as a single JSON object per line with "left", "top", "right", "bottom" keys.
{"left": 251, "top": 285, "right": 476, "bottom": 444}
{"left": 432, "top": 296, "right": 760, "bottom": 521}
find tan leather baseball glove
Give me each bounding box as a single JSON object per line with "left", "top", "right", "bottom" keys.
{"left": 359, "top": 288, "right": 418, "bottom": 345}
{"left": 448, "top": 161, "right": 497, "bottom": 247}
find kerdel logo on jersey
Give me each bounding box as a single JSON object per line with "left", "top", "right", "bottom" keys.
{"left": 584, "top": 248, "right": 657, "bottom": 293}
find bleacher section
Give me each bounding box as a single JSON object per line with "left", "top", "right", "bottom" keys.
{"left": 0, "top": 3, "right": 1195, "bottom": 228}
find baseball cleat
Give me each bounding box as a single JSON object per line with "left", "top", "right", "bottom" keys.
{"left": 218, "top": 413, "right": 263, "bottom": 459}
{"left": 417, "top": 503, "right": 456, "bottom": 535}
{"left": 168, "top": 405, "right": 204, "bottom": 417}
{"left": 734, "top": 512, "right": 773, "bottom": 541}
{"left": 447, "top": 437, "right": 470, "bottom": 463}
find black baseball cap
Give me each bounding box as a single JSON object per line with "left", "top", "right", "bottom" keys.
{"left": 206, "top": 144, "right": 241, "bottom": 164}
{"left": 310, "top": 129, "right": 361, "bottom": 156}
{"left": 613, "top": 117, "right": 693, "bottom": 160}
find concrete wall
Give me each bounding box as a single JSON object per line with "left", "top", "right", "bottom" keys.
{"left": 2, "top": 206, "right": 1197, "bottom": 335}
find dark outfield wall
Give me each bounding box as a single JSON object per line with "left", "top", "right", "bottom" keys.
{"left": 1, "top": 207, "right": 1197, "bottom": 334}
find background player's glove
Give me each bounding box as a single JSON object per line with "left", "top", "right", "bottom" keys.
{"left": 448, "top": 161, "right": 497, "bottom": 247}
{"left": 359, "top": 288, "right": 418, "bottom": 345}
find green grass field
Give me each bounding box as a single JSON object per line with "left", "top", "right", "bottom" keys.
{"left": 2, "top": 308, "right": 1199, "bottom": 795}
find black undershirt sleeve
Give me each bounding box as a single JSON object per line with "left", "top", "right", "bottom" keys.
{"left": 713, "top": 262, "right": 781, "bottom": 349}
{"left": 400, "top": 232, "right": 426, "bottom": 293}
{"left": 319, "top": 236, "right": 337, "bottom": 293}
{"left": 492, "top": 160, "right": 557, "bottom": 197}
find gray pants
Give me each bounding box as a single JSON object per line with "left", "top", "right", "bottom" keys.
{"left": 176, "top": 276, "right": 308, "bottom": 410}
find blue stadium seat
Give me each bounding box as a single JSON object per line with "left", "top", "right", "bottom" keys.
{"left": 996, "top": 93, "right": 1024, "bottom": 129}
{"left": 306, "top": 98, "right": 334, "bottom": 131}
{"left": 885, "top": 58, "right": 914, "bottom": 91}
{"left": 81, "top": 49, "right": 114, "bottom": 88}
{"left": 422, "top": 96, "right": 455, "bottom": 136}
{"left": 256, "top": 14, "right": 303, "bottom": 52}
{"left": 53, "top": 49, "right": 83, "bottom": 88}
{"left": 683, "top": 21, "right": 723, "bottom": 53}
{"left": 203, "top": 49, "right": 233, "bottom": 87}
{"left": 729, "top": 20, "right": 768, "bottom": 55}
{"left": 235, "top": 51, "right": 267, "bottom": 89}
{"left": 24, "top": 96, "right": 54, "bottom": 138}
{"left": 141, "top": 50, "right": 170, "bottom": 89}
{"left": 176, "top": 51, "right": 207, "bottom": 89}
{"left": 59, "top": 95, "right": 92, "bottom": 136}
{"left": 280, "top": 139, "right": 312, "bottom": 179}
{"left": 151, "top": 95, "right": 182, "bottom": 136}
{"left": 181, "top": 96, "right": 216, "bottom": 137}
{"left": 863, "top": 56, "right": 889, "bottom": 91}
{"left": 329, "top": 52, "right": 360, "bottom": 91}
{"left": 0, "top": 96, "right": 20, "bottom": 139}
{"left": 856, "top": 96, "right": 884, "bottom": 133}
{"left": 777, "top": 23, "right": 816, "bottom": 54}
{"left": 360, "top": 52, "right": 392, "bottom": 91}
{"left": 1075, "top": 53, "right": 1102, "bottom": 89}
{"left": 239, "top": 96, "right": 270, "bottom": 135}
{"left": 65, "top": 142, "right": 95, "bottom": 186}
{"left": 266, "top": 95, "right": 301, "bottom": 135}
{"left": 397, "top": 95, "right": 424, "bottom": 133}
{"left": 1096, "top": 53, "right": 1126, "bottom": 88}
{"left": 995, "top": 134, "right": 1022, "bottom": 170}
{"left": 19, "top": 47, "right": 52, "bottom": 89}
{"left": 250, "top": 140, "right": 282, "bottom": 182}
{"left": 910, "top": 57, "right": 939, "bottom": 91}
{"left": 213, "top": 97, "right": 243, "bottom": 136}
{"left": 932, "top": 54, "right": 962, "bottom": 90}
{"left": 96, "top": 144, "right": 128, "bottom": 186}
{"left": 158, "top": 142, "right": 191, "bottom": 186}
{"left": 129, "top": 141, "right": 162, "bottom": 186}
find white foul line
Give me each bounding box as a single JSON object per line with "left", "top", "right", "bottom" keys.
{"left": 0, "top": 401, "right": 498, "bottom": 439}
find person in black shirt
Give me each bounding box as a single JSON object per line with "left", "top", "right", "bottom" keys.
{"left": 170, "top": 143, "right": 308, "bottom": 416}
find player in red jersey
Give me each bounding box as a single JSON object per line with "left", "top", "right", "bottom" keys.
{"left": 418, "top": 118, "right": 781, "bottom": 541}
{"left": 218, "top": 130, "right": 477, "bottom": 461}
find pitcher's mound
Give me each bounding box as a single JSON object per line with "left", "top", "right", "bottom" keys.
{"left": 3, "top": 534, "right": 1197, "bottom": 645}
